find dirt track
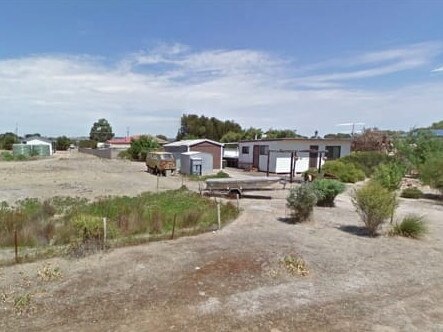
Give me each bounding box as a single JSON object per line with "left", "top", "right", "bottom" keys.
{"left": 1, "top": 153, "right": 442, "bottom": 331}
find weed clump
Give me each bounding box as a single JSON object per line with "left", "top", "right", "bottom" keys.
{"left": 37, "top": 263, "right": 62, "bottom": 281}
{"left": 281, "top": 255, "right": 309, "bottom": 276}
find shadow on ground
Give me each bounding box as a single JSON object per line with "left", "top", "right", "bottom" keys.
{"left": 277, "top": 216, "right": 307, "bottom": 224}
{"left": 337, "top": 225, "right": 373, "bottom": 237}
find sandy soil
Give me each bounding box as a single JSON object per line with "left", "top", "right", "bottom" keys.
{"left": 0, "top": 153, "right": 442, "bottom": 331}
{"left": 0, "top": 151, "right": 199, "bottom": 204}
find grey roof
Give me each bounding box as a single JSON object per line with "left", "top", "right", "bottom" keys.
{"left": 164, "top": 139, "right": 224, "bottom": 147}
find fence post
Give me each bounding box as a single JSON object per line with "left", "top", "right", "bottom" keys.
{"left": 171, "top": 214, "right": 177, "bottom": 240}
{"left": 236, "top": 194, "right": 240, "bottom": 212}
{"left": 14, "top": 229, "right": 18, "bottom": 263}
{"left": 103, "top": 217, "right": 107, "bottom": 248}
{"left": 157, "top": 173, "right": 160, "bottom": 192}
{"left": 217, "top": 201, "right": 221, "bottom": 230}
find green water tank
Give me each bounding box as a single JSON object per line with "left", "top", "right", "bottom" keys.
{"left": 32, "top": 144, "right": 50, "bottom": 156}
{"left": 12, "top": 144, "right": 32, "bottom": 156}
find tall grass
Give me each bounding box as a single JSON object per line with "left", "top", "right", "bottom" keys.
{"left": 0, "top": 189, "right": 239, "bottom": 249}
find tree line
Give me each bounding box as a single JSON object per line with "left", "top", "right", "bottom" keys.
{"left": 176, "top": 114, "right": 304, "bottom": 142}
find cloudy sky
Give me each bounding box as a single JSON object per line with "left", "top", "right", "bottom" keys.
{"left": 0, "top": 1, "right": 442, "bottom": 138}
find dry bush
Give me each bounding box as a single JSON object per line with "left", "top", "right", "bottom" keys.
{"left": 352, "top": 182, "right": 397, "bottom": 236}
{"left": 37, "top": 263, "right": 62, "bottom": 281}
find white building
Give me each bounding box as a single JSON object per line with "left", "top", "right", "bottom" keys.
{"left": 24, "top": 136, "right": 54, "bottom": 155}
{"left": 238, "top": 138, "right": 352, "bottom": 174}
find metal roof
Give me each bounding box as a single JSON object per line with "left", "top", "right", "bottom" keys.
{"left": 164, "top": 139, "right": 224, "bottom": 147}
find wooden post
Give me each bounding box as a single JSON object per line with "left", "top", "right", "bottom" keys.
{"left": 266, "top": 150, "right": 270, "bottom": 177}
{"left": 14, "top": 229, "right": 18, "bottom": 263}
{"left": 236, "top": 194, "right": 240, "bottom": 212}
{"left": 171, "top": 214, "right": 177, "bottom": 239}
{"left": 103, "top": 217, "right": 107, "bottom": 247}
{"left": 290, "top": 152, "right": 294, "bottom": 183}
{"left": 156, "top": 173, "right": 160, "bottom": 192}
{"left": 293, "top": 152, "right": 298, "bottom": 180}
{"left": 217, "top": 202, "right": 221, "bottom": 230}
{"left": 318, "top": 151, "right": 322, "bottom": 174}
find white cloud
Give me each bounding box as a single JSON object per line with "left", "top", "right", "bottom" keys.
{"left": 0, "top": 43, "right": 442, "bottom": 138}
{"left": 431, "top": 66, "right": 443, "bottom": 72}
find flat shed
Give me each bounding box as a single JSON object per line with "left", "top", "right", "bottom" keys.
{"left": 180, "top": 151, "right": 213, "bottom": 175}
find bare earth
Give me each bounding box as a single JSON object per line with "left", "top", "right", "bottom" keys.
{"left": 1, "top": 152, "right": 442, "bottom": 331}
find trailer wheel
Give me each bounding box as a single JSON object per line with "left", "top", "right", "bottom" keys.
{"left": 228, "top": 189, "right": 241, "bottom": 199}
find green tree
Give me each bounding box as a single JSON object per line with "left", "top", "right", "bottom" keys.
{"left": 395, "top": 130, "right": 443, "bottom": 170}
{"left": 265, "top": 129, "right": 302, "bottom": 139}
{"left": 89, "top": 119, "right": 114, "bottom": 142}
{"left": 127, "top": 135, "right": 160, "bottom": 161}
{"left": 24, "top": 133, "right": 41, "bottom": 138}
{"left": 56, "top": 136, "right": 71, "bottom": 151}
{"left": 430, "top": 120, "right": 443, "bottom": 129}
{"left": 324, "top": 133, "right": 352, "bottom": 139}
{"left": 0, "top": 132, "right": 19, "bottom": 150}
{"left": 220, "top": 131, "right": 243, "bottom": 143}
{"left": 156, "top": 134, "right": 168, "bottom": 142}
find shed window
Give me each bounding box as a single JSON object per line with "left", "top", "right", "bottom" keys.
{"left": 242, "top": 146, "right": 250, "bottom": 154}
{"left": 259, "top": 145, "right": 269, "bottom": 155}
{"left": 326, "top": 146, "right": 341, "bottom": 160}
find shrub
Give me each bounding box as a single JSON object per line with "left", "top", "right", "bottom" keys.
{"left": 286, "top": 184, "right": 317, "bottom": 222}
{"left": 390, "top": 215, "right": 427, "bottom": 239}
{"left": 341, "top": 151, "right": 391, "bottom": 176}
{"left": 312, "top": 179, "right": 346, "bottom": 207}
{"left": 352, "top": 182, "right": 397, "bottom": 236}
{"left": 117, "top": 149, "right": 131, "bottom": 160}
{"left": 400, "top": 187, "right": 423, "bottom": 199}
{"left": 0, "top": 151, "right": 14, "bottom": 161}
{"left": 372, "top": 162, "right": 405, "bottom": 191}
{"left": 78, "top": 140, "right": 97, "bottom": 149}
{"left": 420, "top": 154, "right": 443, "bottom": 193}
{"left": 323, "top": 160, "right": 365, "bottom": 183}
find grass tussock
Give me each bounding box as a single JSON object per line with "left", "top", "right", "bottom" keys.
{"left": 390, "top": 214, "right": 427, "bottom": 239}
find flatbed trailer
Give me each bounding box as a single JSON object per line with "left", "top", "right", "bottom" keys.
{"left": 205, "top": 177, "right": 282, "bottom": 197}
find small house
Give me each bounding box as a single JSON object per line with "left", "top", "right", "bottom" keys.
{"left": 164, "top": 139, "right": 224, "bottom": 170}
{"left": 238, "top": 138, "right": 352, "bottom": 174}
{"left": 180, "top": 151, "right": 213, "bottom": 176}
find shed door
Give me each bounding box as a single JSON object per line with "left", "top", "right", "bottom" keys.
{"left": 253, "top": 145, "right": 260, "bottom": 168}
{"left": 309, "top": 145, "right": 319, "bottom": 168}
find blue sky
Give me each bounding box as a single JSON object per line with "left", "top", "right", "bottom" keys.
{"left": 0, "top": 0, "right": 442, "bottom": 137}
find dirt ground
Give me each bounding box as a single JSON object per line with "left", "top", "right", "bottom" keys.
{"left": 1, "top": 152, "right": 442, "bottom": 331}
